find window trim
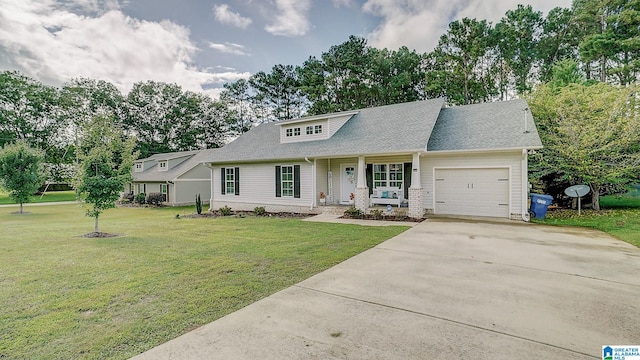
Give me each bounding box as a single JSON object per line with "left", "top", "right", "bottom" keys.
{"left": 220, "top": 167, "right": 240, "bottom": 196}
{"left": 373, "top": 163, "right": 403, "bottom": 188}
{"left": 275, "top": 165, "right": 300, "bottom": 198}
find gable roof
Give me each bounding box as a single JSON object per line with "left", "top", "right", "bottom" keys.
{"left": 133, "top": 148, "right": 219, "bottom": 182}
{"left": 206, "top": 98, "right": 446, "bottom": 163}
{"left": 427, "top": 99, "right": 543, "bottom": 152}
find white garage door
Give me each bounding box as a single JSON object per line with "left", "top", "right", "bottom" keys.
{"left": 434, "top": 168, "right": 510, "bottom": 218}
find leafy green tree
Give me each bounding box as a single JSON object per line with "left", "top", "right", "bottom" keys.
{"left": 495, "top": 5, "right": 544, "bottom": 94}
{"left": 249, "top": 64, "right": 306, "bottom": 121}
{"left": 528, "top": 82, "right": 640, "bottom": 210}
{"left": 220, "top": 79, "right": 253, "bottom": 135}
{"left": 425, "top": 18, "right": 495, "bottom": 105}
{"left": 538, "top": 7, "right": 581, "bottom": 82}
{"left": 74, "top": 115, "right": 137, "bottom": 233}
{"left": 370, "top": 46, "right": 426, "bottom": 105}
{"left": 59, "top": 78, "right": 125, "bottom": 178}
{"left": 124, "top": 81, "right": 183, "bottom": 157}
{"left": 0, "top": 141, "right": 45, "bottom": 214}
{"left": 0, "top": 71, "right": 62, "bottom": 158}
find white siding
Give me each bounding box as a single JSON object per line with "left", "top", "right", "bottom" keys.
{"left": 327, "top": 115, "right": 352, "bottom": 137}
{"left": 421, "top": 151, "right": 523, "bottom": 217}
{"left": 316, "top": 159, "right": 329, "bottom": 203}
{"left": 179, "top": 164, "right": 210, "bottom": 180}
{"left": 173, "top": 180, "right": 211, "bottom": 205}
{"left": 280, "top": 120, "right": 329, "bottom": 143}
{"left": 213, "top": 162, "right": 312, "bottom": 206}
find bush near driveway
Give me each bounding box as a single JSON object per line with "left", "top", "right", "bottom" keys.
{"left": 0, "top": 205, "right": 408, "bottom": 360}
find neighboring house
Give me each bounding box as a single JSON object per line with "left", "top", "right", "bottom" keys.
{"left": 130, "top": 149, "right": 217, "bottom": 206}
{"left": 204, "top": 98, "right": 543, "bottom": 220}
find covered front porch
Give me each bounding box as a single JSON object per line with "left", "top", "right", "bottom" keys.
{"left": 312, "top": 153, "right": 424, "bottom": 219}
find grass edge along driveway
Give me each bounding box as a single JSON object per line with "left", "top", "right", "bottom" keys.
{"left": 535, "top": 193, "right": 640, "bottom": 248}
{"left": 0, "top": 205, "right": 409, "bottom": 360}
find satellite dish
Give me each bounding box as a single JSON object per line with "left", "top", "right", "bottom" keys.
{"left": 564, "top": 184, "right": 590, "bottom": 216}
{"left": 565, "top": 185, "right": 590, "bottom": 198}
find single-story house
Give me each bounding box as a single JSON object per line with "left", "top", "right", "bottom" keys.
{"left": 203, "top": 98, "right": 543, "bottom": 220}
{"left": 129, "top": 149, "right": 217, "bottom": 206}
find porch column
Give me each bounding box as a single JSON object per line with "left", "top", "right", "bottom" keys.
{"left": 355, "top": 155, "right": 369, "bottom": 211}
{"left": 408, "top": 153, "right": 423, "bottom": 219}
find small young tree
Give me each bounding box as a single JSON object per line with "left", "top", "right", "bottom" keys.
{"left": 195, "top": 193, "right": 202, "bottom": 214}
{"left": 74, "top": 115, "right": 137, "bottom": 233}
{"left": 0, "top": 141, "right": 45, "bottom": 214}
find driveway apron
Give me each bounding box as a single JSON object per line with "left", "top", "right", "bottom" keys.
{"left": 132, "top": 219, "right": 640, "bottom": 359}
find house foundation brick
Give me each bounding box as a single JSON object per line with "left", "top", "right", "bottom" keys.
{"left": 408, "top": 187, "right": 423, "bottom": 219}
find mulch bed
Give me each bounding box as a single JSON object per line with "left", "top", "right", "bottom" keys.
{"left": 81, "top": 232, "right": 120, "bottom": 238}
{"left": 340, "top": 214, "right": 424, "bottom": 222}
{"left": 181, "top": 211, "right": 312, "bottom": 219}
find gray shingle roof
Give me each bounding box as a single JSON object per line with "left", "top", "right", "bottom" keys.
{"left": 427, "top": 99, "right": 543, "bottom": 151}
{"left": 206, "top": 99, "right": 446, "bottom": 163}
{"left": 133, "top": 148, "right": 219, "bottom": 182}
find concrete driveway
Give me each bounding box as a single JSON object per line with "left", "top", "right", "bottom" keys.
{"left": 132, "top": 219, "right": 640, "bottom": 359}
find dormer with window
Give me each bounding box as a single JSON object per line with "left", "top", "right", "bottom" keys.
{"left": 279, "top": 111, "right": 358, "bottom": 144}
{"left": 134, "top": 162, "right": 143, "bottom": 172}
{"left": 158, "top": 161, "right": 168, "bottom": 171}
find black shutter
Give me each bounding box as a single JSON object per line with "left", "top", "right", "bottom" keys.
{"left": 404, "top": 162, "right": 412, "bottom": 199}
{"left": 294, "top": 165, "right": 301, "bottom": 198}
{"left": 366, "top": 164, "right": 373, "bottom": 196}
{"left": 234, "top": 167, "right": 240, "bottom": 195}
{"left": 220, "top": 167, "right": 226, "bottom": 195}
{"left": 275, "top": 166, "right": 281, "bottom": 197}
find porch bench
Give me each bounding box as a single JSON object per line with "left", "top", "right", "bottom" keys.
{"left": 370, "top": 186, "right": 403, "bottom": 207}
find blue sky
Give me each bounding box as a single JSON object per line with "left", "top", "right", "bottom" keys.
{"left": 0, "top": 0, "right": 571, "bottom": 97}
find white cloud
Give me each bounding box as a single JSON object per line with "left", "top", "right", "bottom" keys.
{"left": 265, "top": 0, "right": 312, "bottom": 37}
{"left": 212, "top": 4, "right": 252, "bottom": 29}
{"left": 0, "top": 0, "right": 250, "bottom": 96}
{"left": 209, "top": 42, "right": 249, "bottom": 56}
{"left": 362, "top": 0, "right": 573, "bottom": 53}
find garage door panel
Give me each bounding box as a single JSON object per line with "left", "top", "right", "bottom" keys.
{"left": 435, "top": 168, "right": 509, "bottom": 218}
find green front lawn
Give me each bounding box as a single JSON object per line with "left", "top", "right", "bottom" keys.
{"left": 0, "top": 190, "right": 76, "bottom": 205}
{"left": 536, "top": 192, "right": 640, "bottom": 248}
{"left": 0, "top": 205, "right": 409, "bottom": 359}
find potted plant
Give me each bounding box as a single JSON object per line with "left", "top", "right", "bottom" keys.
{"left": 349, "top": 192, "right": 355, "bottom": 205}
{"left": 319, "top": 192, "right": 326, "bottom": 205}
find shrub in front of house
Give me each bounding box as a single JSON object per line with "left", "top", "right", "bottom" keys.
{"left": 219, "top": 205, "right": 233, "bottom": 216}
{"left": 134, "top": 192, "right": 146, "bottom": 205}
{"left": 146, "top": 192, "right": 164, "bottom": 206}
{"left": 343, "top": 206, "right": 362, "bottom": 218}
{"left": 253, "top": 206, "right": 266, "bottom": 216}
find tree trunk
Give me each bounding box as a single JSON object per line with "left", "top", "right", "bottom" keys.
{"left": 94, "top": 216, "right": 99, "bottom": 233}
{"left": 591, "top": 184, "right": 601, "bottom": 211}
{"left": 19, "top": 202, "right": 23, "bottom": 214}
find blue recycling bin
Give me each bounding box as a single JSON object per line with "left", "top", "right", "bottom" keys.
{"left": 529, "top": 194, "right": 553, "bottom": 219}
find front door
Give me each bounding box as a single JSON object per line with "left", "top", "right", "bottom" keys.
{"left": 341, "top": 164, "right": 356, "bottom": 204}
